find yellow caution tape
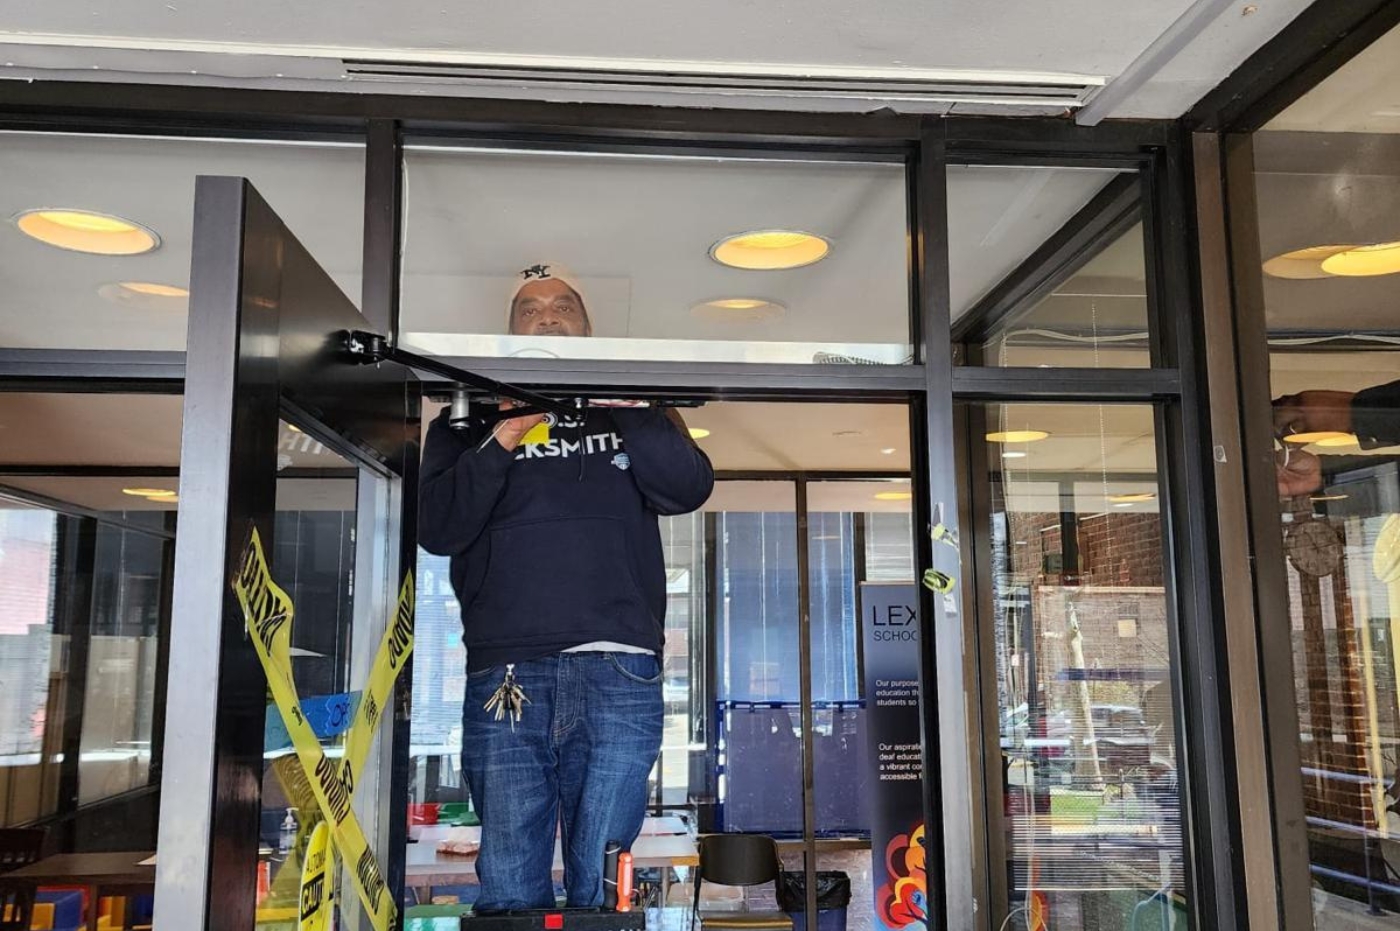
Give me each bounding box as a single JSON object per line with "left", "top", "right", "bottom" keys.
{"left": 300, "top": 822, "right": 333, "bottom": 931}
{"left": 234, "top": 527, "right": 415, "bottom": 931}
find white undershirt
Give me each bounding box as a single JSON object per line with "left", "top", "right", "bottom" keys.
{"left": 563, "top": 641, "right": 654, "bottom": 654}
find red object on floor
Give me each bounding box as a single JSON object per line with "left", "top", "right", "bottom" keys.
{"left": 616, "top": 853, "right": 633, "bottom": 913}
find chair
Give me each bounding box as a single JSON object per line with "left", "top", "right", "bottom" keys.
{"left": 691, "top": 834, "right": 793, "bottom": 931}
{"left": 0, "top": 829, "right": 45, "bottom": 931}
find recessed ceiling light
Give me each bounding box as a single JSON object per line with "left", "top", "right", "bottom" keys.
{"left": 881, "top": 447, "right": 897, "bottom": 455}
{"left": 691, "top": 298, "right": 787, "bottom": 322}
{"left": 1262, "top": 245, "right": 1353, "bottom": 279}
{"left": 122, "top": 487, "right": 175, "bottom": 498}
{"left": 874, "top": 491, "right": 913, "bottom": 501}
{"left": 710, "top": 230, "right": 831, "bottom": 270}
{"left": 1310, "top": 494, "right": 1349, "bottom": 502}
{"left": 1108, "top": 492, "right": 1156, "bottom": 503}
{"left": 14, "top": 209, "right": 160, "bottom": 255}
{"left": 98, "top": 281, "right": 189, "bottom": 308}
{"left": 287, "top": 423, "right": 304, "bottom": 434}
{"left": 1113, "top": 502, "right": 1135, "bottom": 508}
{"left": 1313, "top": 433, "right": 1360, "bottom": 447}
{"left": 1283, "top": 431, "right": 1355, "bottom": 446}
{"left": 986, "top": 430, "right": 1050, "bottom": 443}
{"left": 1002, "top": 451, "right": 1028, "bottom": 460}
{"left": 1320, "top": 242, "right": 1400, "bottom": 277}
{"left": 689, "top": 428, "right": 711, "bottom": 440}
{"left": 120, "top": 281, "right": 188, "bottom": 298}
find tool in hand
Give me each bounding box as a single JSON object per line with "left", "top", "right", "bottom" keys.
{"left": 483, "top": 664, "right": 530, "bottom": 729}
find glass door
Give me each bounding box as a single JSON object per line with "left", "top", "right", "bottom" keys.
{"left": 153, "top": 177, "right": 420, "bottom": 931}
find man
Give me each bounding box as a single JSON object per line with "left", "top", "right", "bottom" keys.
{"left": 1274, "top": 384, "right": 1400, "bottom": 495}
{"left": 418, "top": 264, "right": 714, "bottom": 911}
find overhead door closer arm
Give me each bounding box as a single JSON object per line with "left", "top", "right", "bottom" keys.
{"left": 345, "top": 330, "right": 700, "bottom": 430}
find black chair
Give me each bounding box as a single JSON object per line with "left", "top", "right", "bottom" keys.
{"left": 0, "top": 829, "right": 45, "bottom": 931}
{"left": 691, "top": 834, "right": 793, "bottom": 931}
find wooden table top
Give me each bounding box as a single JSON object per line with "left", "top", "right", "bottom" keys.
{"left": 6, "top": 851, "right": 157, "bottom": 887}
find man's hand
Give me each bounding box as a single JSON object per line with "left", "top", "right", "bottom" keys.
{"left": 1273, "top": 390, "right": 1355, "bottom": 438}
{"left": 494, "top": 400, "right": 546, "bottom": 451}
{"left": 1277, "top": 447, "right": 1324, "bottom": 497}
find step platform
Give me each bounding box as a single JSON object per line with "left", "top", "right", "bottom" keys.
{"left": 465, "top": 909, "right": 647, "bottom": 931}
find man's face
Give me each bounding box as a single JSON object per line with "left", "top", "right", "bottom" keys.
{"left": 509, "top": 279, "right": 591, "bottom": 337}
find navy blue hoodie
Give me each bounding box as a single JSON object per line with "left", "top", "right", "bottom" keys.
{"left": 418, "top": 405, "right": 714, "bottom": 671}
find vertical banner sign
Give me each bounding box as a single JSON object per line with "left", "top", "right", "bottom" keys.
{"left": 861, "top": 582, "right": 929, "bottom": 931}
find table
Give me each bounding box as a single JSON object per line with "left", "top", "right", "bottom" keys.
{"left": 6, "top": 851, "right": 156, "bottom": 931}
{"left": 406, "top": 820, "right": 698, "bottom": 904}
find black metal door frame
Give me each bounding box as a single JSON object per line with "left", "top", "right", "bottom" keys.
{"left": 151, "top": 176, "right": 420, "bottom": 931}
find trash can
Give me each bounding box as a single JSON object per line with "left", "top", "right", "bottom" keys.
{"left": 778, "top": 871, "right": 852, "bottom": 931}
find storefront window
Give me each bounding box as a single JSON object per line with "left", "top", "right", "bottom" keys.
{"left": 1253, "top": 21, "right": 1400, "bottom": 923}
{"left": 975, "top": 402, "right": 1186, "bottom": 928}
{"left": 948, "top": 165, "right": 1150, "bottom": 368}
{"left": 399, "top": 146, "right": 911, "bottom": 365}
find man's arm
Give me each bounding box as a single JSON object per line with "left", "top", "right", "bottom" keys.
{"left": 417, "top": 407, "right": 520, "bottom": 555}
{"left": 1274, "top": 382, "right": 1400, "bottom": 449}
{"left": 610, "top": 407, "right": 715, "bottom": 515}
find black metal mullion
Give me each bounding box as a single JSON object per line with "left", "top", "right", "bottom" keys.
{"left": 1219, "top": 130, "right": 1313, "bottom": 930}
{"left": 698, "top": 511, "right": 720, "bottom": 834}
{"left": 148, "top": 517, "right": 177, "bottom": 789}
{"left": 961, "top": 403, "right": 1008, "bottom": 923}
{"left": 794, "top": 477, "right": 820, "bottom": 923}
{"left": 952, "top": 367, "right": 1179, "bottom": 401}
{"left": 1152, "top": 127, "right": 1243, "bottom": 930}
{"left": 1187, "top": 0, "right": 1400, "bottom": 132}
{"left": 362, "top": 119, "right": 405, "bottom": 340}
{"left": 53, "top": 516, "right": 98, "bottom": 841}
{"left": 913, "top": 126, "right": 977, "bottom": 931}
{"left": 852, "top": 512, "right": 868, "bottom": 703}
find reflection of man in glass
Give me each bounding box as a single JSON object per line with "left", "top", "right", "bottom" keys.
{"left": 418, "top": 264, "right": 714, "bottom": 911}
{"left": 1274, "top": 385, "right": 1400, "bottom": 495}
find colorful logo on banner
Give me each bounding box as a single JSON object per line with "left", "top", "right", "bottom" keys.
{"left": 234, "top": 526, "right": 414, "bottom": 931}
{"left": 876, "top": 822, "right": 928, "bottom": 930}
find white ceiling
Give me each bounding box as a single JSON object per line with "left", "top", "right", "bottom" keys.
{"left": 0, "top": 0, "right": 1316, "bottom": 119}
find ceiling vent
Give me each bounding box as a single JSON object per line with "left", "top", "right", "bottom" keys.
{"left": 340, "top": 58, "right": 1104, "bottom": 113}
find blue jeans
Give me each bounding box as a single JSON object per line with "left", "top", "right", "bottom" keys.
{"left": 462, "top": 652, "right": 663, "bottom": 911}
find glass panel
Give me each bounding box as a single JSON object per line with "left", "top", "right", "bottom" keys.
{"left": 79, "top": 524, "right": 165, "bottom": 804}
{"left": 1256, "top": 22, "right": 1400, "bottom": 922}
{"left": 947, "top": 165, "right": 1150, "bottom": 369}
{"left": 659, "top": 511, "right": 707, "bottom": 809}
{"left": 400, "top": 146, "right": 910, "bottom": 365}
{"left": 805, "top": 479, "right": 914, "bottom": 856}
{"left": 256, "top": 420, "right": 369, "bottom": 930}
{"left": 710, "top": 480, "right": 801, "bottom": 834}
{"left": 0, "top": 390, "right": 177, "bottom": 896}
{"left": 976, "top": 402, "right": 1186, "bottom": 928}
{"left": 0, "top": 132, "right": 365, "bottom": 350}
{"left": 0, "top": 499, "right": 60, "bottom": 826}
